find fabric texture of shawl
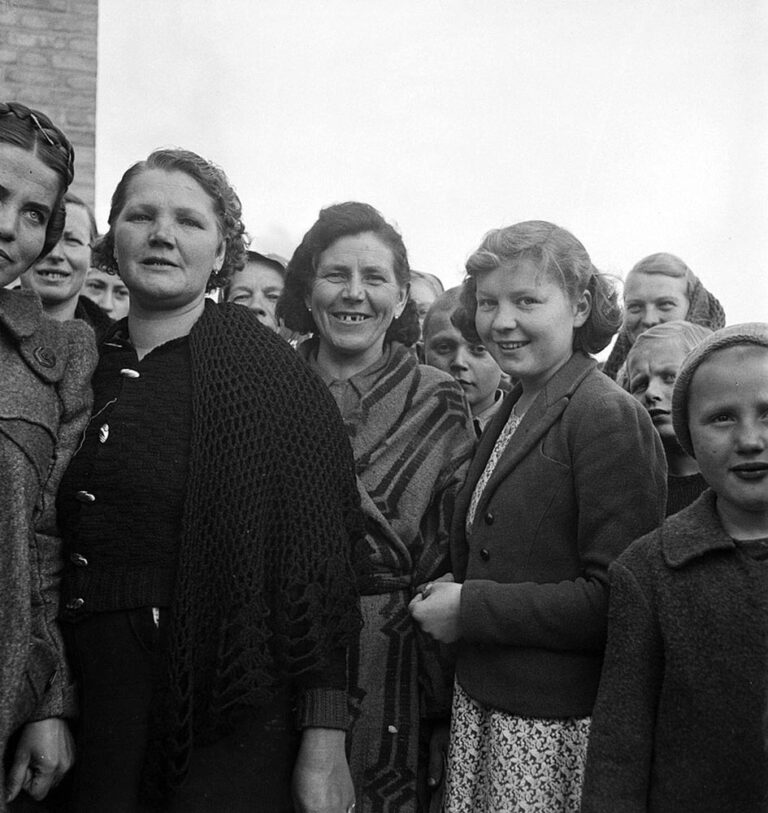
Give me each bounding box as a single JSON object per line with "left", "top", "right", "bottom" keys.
{"left": 140, "top": 301, "right": 363, "bottom": 804}
{"left": 302, "top": 340, "right": 476, "bottom": 813}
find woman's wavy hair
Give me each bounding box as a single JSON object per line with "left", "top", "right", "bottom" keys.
{"left": 0, "top": 102, "right": 75, "bottom": 260}
{"left": 454, "top": 220, "right": 621, "bottom": 355}
{"left": 626, "top": 252, "right": 697, "bottom": 301}
{"left": 277, "top": 201, "right": 420, "bottom": 346}
{"left": 92, "top": 148, "right": 247, "bottom": 291}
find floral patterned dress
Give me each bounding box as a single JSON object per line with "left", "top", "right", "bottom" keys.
{"left": 444, "top": 407, "right": 591, "bottom": 812}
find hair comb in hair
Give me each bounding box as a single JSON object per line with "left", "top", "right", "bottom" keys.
{"left": 0, "top": 101, "right": 75, "bottom": 185}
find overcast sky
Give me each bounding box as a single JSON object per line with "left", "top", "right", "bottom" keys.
{"left": 96, "top": 0, "right": 768, "bottom": 326}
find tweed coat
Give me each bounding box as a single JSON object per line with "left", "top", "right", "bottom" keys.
{"left": 450, "top": 351, "right": 667, "bottom": 718}
{"left": 581, "top": 490, "right": 768, "bottom": 812}
{"left": 0, "top": 289, "right": 94, "bottom": 804}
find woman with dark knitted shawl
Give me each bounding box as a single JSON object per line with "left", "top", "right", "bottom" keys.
{"left": 279, "top": 202, "right": 476, "bottom": 813}
{"left": 602, "top": 252, "right": 725, "bottom": 382}
{"left": 55, "top": 150, "right": 362, "bottom": 813}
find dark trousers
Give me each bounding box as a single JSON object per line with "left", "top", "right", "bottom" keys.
{"left": 63, "top": 608, "right": 299, "bottom": 813}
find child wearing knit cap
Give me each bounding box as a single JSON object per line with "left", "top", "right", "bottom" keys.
{"left": 582, "top": 323, "right": 768, "bottom": 812}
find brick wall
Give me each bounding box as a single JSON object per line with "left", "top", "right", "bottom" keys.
{"left": 0, "top": 0, "right": 98, "bottom": 208}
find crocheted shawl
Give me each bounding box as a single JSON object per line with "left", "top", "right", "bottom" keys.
{"left": 142, "top": 301, "right": 362, "bottom": 803}
{"left": 603, "top": 276, "right": 726, "bottom": 380}
{"left": 303, "top": 341, "right": 476, "bottom": 713}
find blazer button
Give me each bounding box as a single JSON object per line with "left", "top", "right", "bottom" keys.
{"left": 65, "top": 598, "right": 85, "bottom": 611}
{"left": 484, "top": 512, "right": 494, "bottom": 525}
{"left": 33, "top": 346, "right": 56, "bottom": 368}
{"left": 75, "top": 490, "right": 96, "bottom": 503}
{"left": 120, "top": 368, "right": 140, "bottom": 379}
{"left": 69, "top": 553, "right": 89, "bottom": 567}
{"left": 480, "top": 548, "right": 490, "bottom": 561}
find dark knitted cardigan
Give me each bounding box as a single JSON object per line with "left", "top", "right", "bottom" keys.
{"left": 111, "top": 301, "right": 365, "bottom": 803}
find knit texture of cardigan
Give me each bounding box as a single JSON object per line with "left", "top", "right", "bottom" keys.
{"left": 129, "top": 301, "right": 363, "bottom": 803}
{"left": 602, "top": 276, "right": 726, "bottom": 380}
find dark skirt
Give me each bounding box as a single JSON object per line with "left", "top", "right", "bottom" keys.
{"left": 62, "top": 608, "right": 300, "bottom": 813}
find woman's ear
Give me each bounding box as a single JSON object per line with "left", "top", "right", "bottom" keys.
{"left": 394, "top": 282, "right": 410, "bottom": 319}
{"left": 573, "top": 289, "right": 592, "bottom": 328}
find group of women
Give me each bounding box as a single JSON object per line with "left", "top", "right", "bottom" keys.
{"left": 0, "top": 102, "right": 723, "bottom": 813}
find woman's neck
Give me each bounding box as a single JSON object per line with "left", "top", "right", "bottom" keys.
{"left": 43, "top": 295, "right": 79, "bottom": 323}
{"left": 128, "top": 298, "right": 205, "bottom": 361}
{"left": 315, "top": 337, "right": 387, "bottom": 381}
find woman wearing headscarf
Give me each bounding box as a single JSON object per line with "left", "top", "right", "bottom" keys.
{"left": 602, "top": 252, "right": 725, "bottom": 382}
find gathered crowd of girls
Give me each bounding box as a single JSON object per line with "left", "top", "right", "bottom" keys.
{"left": 1, "top": 101, "right": 766, "bottom": 813}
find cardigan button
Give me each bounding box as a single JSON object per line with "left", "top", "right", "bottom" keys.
{"left": 69, "top": 553, "right": 89, "bottom": 567}
{"left": 120, "top": 368, "right": 140, "bottom": 379}
{"left": 75, "top": 490, "right": 96, "bottom": 503}
{"left": 65, "top": 597, "right": 85, "bottom": 611}
{"left": 480, "top": 548, "right": 490, "bottom": 561}
{"left": 484, "top": 512, "right": 494, "bottom": 525}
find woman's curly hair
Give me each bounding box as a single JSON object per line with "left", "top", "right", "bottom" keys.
{"left": 0, "top": 102, "right": 75, "bottom": 260}
{"left": 277, "top": 201, "right": 419, "bottom": 347}
{"left": 92, "top": 148, "right": 247, "bottom": 291}
{"left": 455, "top": 220, "right": 621, "bottom": 355}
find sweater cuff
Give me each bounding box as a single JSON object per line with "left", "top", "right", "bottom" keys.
{"left": 295, "top": 688, "right": 350, "bottom": 731}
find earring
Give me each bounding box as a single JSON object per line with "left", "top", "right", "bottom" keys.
{"left": 307, "top": 306, "right": 312, "bottom": 313}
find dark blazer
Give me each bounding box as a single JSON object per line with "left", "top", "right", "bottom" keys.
{"left": 451, "top": 352, "right": 667, "bottom": 718}
{"left": 581, "top": 490, "right": 768, "bottom": 812}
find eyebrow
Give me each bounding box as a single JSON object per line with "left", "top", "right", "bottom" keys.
{"left": 0, "top": 183, "right": 53, "bottom": 217}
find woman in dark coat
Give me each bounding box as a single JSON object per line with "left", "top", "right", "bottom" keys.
{"left": 56, "top": 149, "right": 362, "bottom": 813}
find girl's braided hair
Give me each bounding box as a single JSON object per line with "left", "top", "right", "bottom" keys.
{"left": 0, "top": 102, "right": 75, "bottom": 257}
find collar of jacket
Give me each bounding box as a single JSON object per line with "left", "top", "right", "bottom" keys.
{"left": 0, "top": 287, "right": 69, "bottom": 382}
{"left": 455, "top": 352, "right": 596, "bottom": 534}
{"left": 661, "top": 489, "right": 735, "bottom": 568}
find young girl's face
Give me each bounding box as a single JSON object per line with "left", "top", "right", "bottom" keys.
{"left": 627, "top": 337, "right": 688, "bottom": 443}
{"left": 474, "top": 259, "right": 589, "bottom": 393}
{"left": 688, "top": 345, "right": 768, "bottom": 534}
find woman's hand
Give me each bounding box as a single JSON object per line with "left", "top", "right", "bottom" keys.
{"left": 6, "top": 717, "right": 74, "bottom": 802}
{"left": 409, "top": 578, "right": 463, "bottom": 643}
{"left": 292, "top": 727, "right": 354, "bottom": 813}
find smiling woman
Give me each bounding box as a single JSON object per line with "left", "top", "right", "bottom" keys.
{"left": 19, "top": 192, "right": 115, "bottom": 339}
{"left": 279, "top": 202, "right": 476, "bottom": 813}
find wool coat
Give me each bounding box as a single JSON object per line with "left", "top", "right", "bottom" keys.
{"left": 0, "top": 289, "right": 94, "bottom": 808}
{"left": 581, "top": 489, "right": 768, "bottom": 812}
{"left": 451, "top": 351, "right": 667, "bottom": 718}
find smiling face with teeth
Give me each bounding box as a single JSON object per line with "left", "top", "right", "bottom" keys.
{"left": 307, "top": 231, "right": 408, "bottom": 377}
{"left": 474, "top": 259, "right": 590, "bottom": 397}
{"left": 111, "top": 168, "right": 225, "bottom": 314}
{"left": 21, "top": 200, "right": 92, "bottom": 312}
{"left": 688, "top": 345, "right": 768, "bottom": 537}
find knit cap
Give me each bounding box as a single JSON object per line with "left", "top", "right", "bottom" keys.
{"left": 672, "top": 322, "right": 768, "bottom": 457}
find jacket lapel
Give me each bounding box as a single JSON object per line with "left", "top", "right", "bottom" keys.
{"left": 464, "top": 353, "right": 596, "bottom": 532}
